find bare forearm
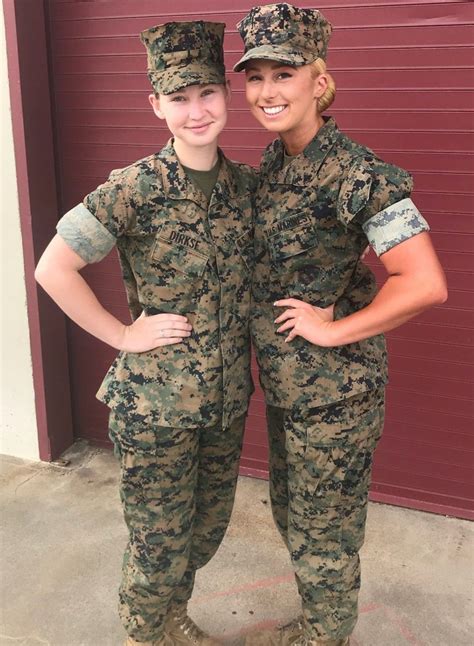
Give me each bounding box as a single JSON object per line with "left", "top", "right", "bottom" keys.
{"left": 35, "top": 265, "right": 126, "bottom": 348}
{"left": 275, "top": 233, "right": 447, "bottom": 348}
{"left": 35, "top": 234, "right": 192, "bottom": 352}
{"left": 329, "top": 273, "right": 445, "bottom": 346}
{"left": 329, "top": 235, "right": 448, "bottom": 346}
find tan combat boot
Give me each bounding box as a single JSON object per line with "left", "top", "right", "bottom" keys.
{"left": 244, "top": 616, "right": 304, "bottom": 645}
{"left": 165, "top": 605, "right": 223, "bottom": 645}
{"left": 244, "top": 616, "right": 349, "bottom": 645}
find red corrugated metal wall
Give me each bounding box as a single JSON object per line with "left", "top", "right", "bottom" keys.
{"left": 46, "top": 1, "right": 473, "bottom": 519}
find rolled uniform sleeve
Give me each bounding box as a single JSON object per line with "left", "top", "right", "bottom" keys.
{"left": 56, "top": 167, "right": 136, "bottom": 263}
{"left": 57, "top": 203, "right": 116, "bottom": 263}
{"left": 362, "top": 196, "right": 429, "bottom": 257}
{"left": 338, "top": 158, "right": 430, "bottom": 257}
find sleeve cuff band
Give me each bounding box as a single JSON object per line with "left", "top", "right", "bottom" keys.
{"left": 362, "top": 197, "right": 430, "bottom": 257}
{"left": 56, "top": 203, "right": 116, "bottom": 263}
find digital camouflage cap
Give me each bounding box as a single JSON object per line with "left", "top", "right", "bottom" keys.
{"left": 233, "top": 3, "right": 332, "bottom": 72}
{"left": 141, "top": 21, "right": 226, "bottom": 95}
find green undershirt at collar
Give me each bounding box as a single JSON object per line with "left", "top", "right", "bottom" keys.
{"left": 182, "top": 158, "right": 221, "bottom": 201}
{"left": 283, "top": 149, "right": 298, "bottom": 168}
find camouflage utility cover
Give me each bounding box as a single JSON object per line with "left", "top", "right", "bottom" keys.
{"left": 234, "top": 3, "right": 332, "bottom": 72}
{"left": 57, "top": 143, "right": 257, "bottom": 428}
{"left": 141, "top": 21, "right": 226, "bottom": 95}
{"left": 252, "top": 117, "right": 429, "bottom": 409}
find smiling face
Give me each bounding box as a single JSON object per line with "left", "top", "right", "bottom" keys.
{"left": 244, "top": 59, "right": 327, "bottom": 153}
{"left": 149, "top": 83, "right": 229, "bottom": 157}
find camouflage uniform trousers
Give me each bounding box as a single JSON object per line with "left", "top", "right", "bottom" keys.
{"left": 109, "top": 411, "right": 246, "bottom": 642}
{"left": 266, "top": 388, "right": 385, "bottom": 642}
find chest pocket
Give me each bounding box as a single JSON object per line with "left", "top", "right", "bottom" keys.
{"left": 267, "top": 219, "right": 319, "bottom": 274}
{"left": 151, "top": 228, "right": 211, "bottom": 279}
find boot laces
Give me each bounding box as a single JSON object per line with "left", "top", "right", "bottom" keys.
{"left": 172, "top": 610, "right": 207, "bottom": 643}
{"left": 279, "top": 616, "right": 304, "bottom": 643}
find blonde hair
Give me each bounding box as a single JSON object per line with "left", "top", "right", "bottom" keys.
{"left": 309, "top": 58, "right": 336, "bottom": 113}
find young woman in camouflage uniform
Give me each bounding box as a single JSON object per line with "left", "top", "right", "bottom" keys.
{"left": 234, "top": 4, "right": 447, "bottom": 645}
{"left": 35, "top": 21, "right": 256, "bottom": 646}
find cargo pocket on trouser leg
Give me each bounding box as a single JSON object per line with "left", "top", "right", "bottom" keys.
{"left": 108, "top": 410, "right": 199, "bottom": 642}
{"left": 285, "top": 388, "right": 385, "bottom": 642}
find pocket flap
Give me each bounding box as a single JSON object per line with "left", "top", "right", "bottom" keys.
{"left": 152, "top": 227, "right": 211, "bottom": 278}
{"left": 268, "top": 219, "right": 318, "bottom": 264}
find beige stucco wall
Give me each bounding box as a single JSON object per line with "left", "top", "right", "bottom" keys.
{"left": 0, "top": 9, "right": 39, "bottom": 460}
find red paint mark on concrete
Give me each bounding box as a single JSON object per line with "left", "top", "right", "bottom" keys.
{"left": 382, "top": 606, "right": 426, "bottom": 646}
{"left": 359, "top": 602, "right": 382, "bottom": 614}
{"left": 194, "top": 577, "right": 425, "bottom": 645}
{"left": 190, "top": 572, "right": 295, "bottom": 606}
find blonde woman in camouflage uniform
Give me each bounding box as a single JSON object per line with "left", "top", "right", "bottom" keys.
{"left": 36, "top": 21, "right": 256, "bottom": 646}
{"left": 234, "top": 4, "right": 447, "bottom": 645}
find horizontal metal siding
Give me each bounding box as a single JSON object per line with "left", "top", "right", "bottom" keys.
{"left": 47, "top": 1, "right": 474, "bottom": 519}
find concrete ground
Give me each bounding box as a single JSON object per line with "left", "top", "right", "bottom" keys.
{"left": 0, "top": 442, "right": 472, "bottom": 646}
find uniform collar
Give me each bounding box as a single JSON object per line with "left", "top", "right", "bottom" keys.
{"left": 264, "top": 116, "right": 340, "bottom": 185}
{"left": 159, "top": 139, "right": 207, "bottom": 210}
{"left": 212, "top": 152, "right": 241, "bottom": 206}
{"left": 159, "top": 139, "right": 239, "bottom": 209}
